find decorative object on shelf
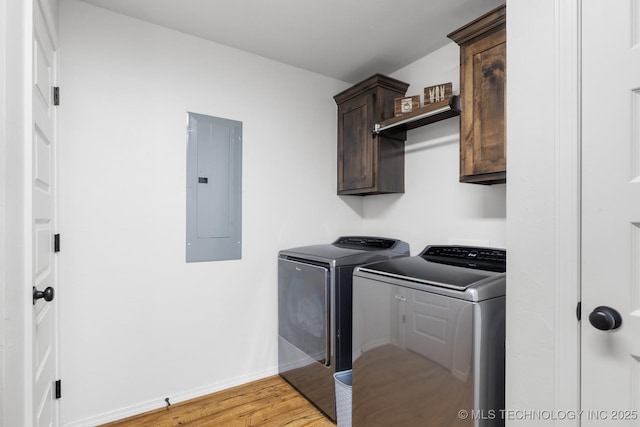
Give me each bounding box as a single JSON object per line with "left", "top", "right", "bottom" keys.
{"left": 424, "top": 82, "right": 452, "bottom": 105}
{"left": 334, "top": 74, "right": 409, "bottom": 196}
{"left": 448, "top": 4, "right": 506, "bottom": 185}
{"left": 394, "top": 95, "right": 420, "bottom": 117}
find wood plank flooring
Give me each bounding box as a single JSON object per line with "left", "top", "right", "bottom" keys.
{"left": 100, "top": 375, "right": 335, "bottom": 427}
{"left": 352, "top": 344, "right": 472, "bottom": 427}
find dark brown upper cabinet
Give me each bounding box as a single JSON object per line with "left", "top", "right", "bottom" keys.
{"left": 334, "top": 74, "right": 409, "bottom": 195}
{"left": 448, "top": 4, "right": 506, "bottom": 184}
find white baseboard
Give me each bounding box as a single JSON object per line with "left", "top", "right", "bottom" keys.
{"left": 62, "top": 367, "right": 279, "bottom": 427}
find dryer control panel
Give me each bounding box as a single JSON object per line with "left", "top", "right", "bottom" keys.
{"left": 333, "top": 236, "right": 399, "bottom": 250}
{"left": 420, "top": 245, "right": 506, "bottom": 272}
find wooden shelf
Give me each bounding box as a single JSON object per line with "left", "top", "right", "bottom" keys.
{"left": 373, "top": 95, "right": 460, "bottom": 134}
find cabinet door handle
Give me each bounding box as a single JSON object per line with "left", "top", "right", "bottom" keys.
{"left": 394, "top": 295, "right": 406, "bottom": 302}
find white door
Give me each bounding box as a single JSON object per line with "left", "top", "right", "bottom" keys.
{"left": 32, "top": 0, "right": 59, "bottom": 425}
{"left": 582, "top": 0, "right": 640, "bottom": 424}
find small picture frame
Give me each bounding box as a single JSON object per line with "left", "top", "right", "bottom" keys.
{"left": 394, "top": 95, "right": 420, "bottom": 117}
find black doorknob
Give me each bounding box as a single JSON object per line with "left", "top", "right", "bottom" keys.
{"left": 33, "top": 286, "right": 54, "bottom": 305}
{"left": 588, "top": 306, "right": 622, "bottom": 331}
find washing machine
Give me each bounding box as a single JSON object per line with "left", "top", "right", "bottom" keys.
{"left": 278, "top": 236, "right": 410, "bottom": 421}
{"left": 351, "top": 245, "right": 506, "bottom": 426}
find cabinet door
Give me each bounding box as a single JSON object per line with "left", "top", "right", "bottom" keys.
{"left": 460, "top": 25, "right": 506, "bottom": 183}
{"left": 338, "top": 94, "right": 376, "bottom": 193}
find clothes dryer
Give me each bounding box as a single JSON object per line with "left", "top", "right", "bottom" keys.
{"left": 278, "top": 236, "right": 410, "bottom": 420}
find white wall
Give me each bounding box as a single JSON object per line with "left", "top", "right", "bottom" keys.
{"left": 58, "top": 1, "right": 361, "bottom": 425}
{"left": 365, "top": 43, "right": 507, "bottom": 252}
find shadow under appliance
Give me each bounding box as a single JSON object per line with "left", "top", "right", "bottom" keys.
{"left": 278, "top": 236, "right": 410, "bottom": 420}
{"left": 352, "top": 245, "right": 506, "bottom": 426}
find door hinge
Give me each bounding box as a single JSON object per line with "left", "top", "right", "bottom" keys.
{"left": 54, "top": 234, "right": 60, "bottom": 253}
{"left": 576, "top": 301, "right": 581, "bottom": 321}
{"left": 55, "top": 380, "right": 62, "bottom": 399}
{"left": 53, "top": 87, "right": 60, "bottom": 106}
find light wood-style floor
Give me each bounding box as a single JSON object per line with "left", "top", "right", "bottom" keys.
{"left": 100, "top": 375, "right": 335, "bottom": 427}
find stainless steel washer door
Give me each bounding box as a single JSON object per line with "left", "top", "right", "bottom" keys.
{"left": 278, "top": 258, "right": 330, "bottom": 366}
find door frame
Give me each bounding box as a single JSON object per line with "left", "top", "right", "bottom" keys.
{"left": 553, "top": 0, "right": 581, "bottom": 416}
{"left": 505, "top": 0, "right": 581, "bottom": 424}
{"left": 1, "top": 0, "right": 35, "bottom": 425}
